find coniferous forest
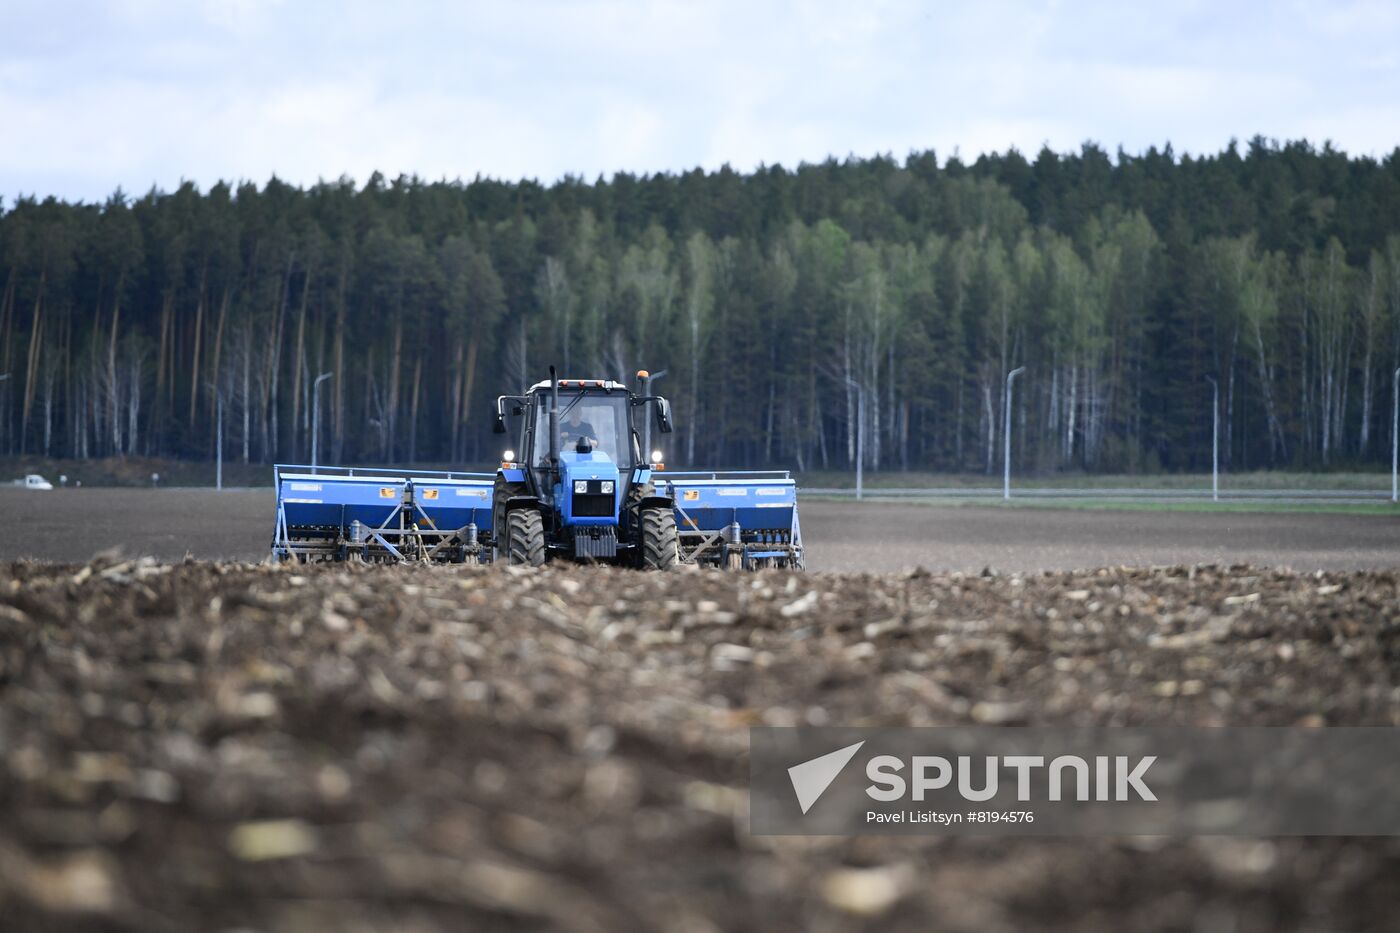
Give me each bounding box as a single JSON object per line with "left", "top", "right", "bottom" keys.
{"left": 2, "top": 138, "right": 1400, "bottom": 474}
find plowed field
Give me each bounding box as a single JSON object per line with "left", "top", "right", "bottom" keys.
{"left": 2, "top": 558, "right": 1399, "bottom": 931}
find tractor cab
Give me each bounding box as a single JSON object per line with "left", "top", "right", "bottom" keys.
{"left": 524, "top": 381, "right": 636, "bottom": 504}
{"left": 492, "top": 370, "right": 677, "bottom": 567}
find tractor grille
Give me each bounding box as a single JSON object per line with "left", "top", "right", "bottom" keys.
{"left": 573, "top": 493, "right": 614, "bottom": 518}
{"left": 573, "top": 526, "right": 617, "bottom": 559}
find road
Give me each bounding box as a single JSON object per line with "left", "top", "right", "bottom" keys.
{"left": 806, "top": 486, "right": 1396, "bottom": 503}
{"left": 802, "top": 499, "right": 1400, "bottom": 572}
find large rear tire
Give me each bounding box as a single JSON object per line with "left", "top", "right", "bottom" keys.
{"left": 640, "top": 506, "right": 678, "bottom": 570}
{"left": 623, "top": 480, "right": 655, "bottom": 537}
{"left": 624, "top": 480, "right": 656, "bottom": 511}
{"left": 506, "top": 509, "right": 546, "bottom": 567}
{"left": 491, "top": 475, "right": 528, "bottom": 564}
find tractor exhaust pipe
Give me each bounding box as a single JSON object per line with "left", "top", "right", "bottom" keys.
{"left": 548, "top": 365, "right": 560, "bottom": 472}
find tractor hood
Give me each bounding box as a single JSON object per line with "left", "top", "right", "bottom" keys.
{"left": 555, "top": 449, "right": 621, "bottom": 526}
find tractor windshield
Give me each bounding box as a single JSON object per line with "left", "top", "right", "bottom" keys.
{"left": 530, "top": 391, "right": 634, "bottom": 468}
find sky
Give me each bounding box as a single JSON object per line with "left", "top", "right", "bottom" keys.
{"left": 2, "top": 0, "right": 1398, "bottom": 204}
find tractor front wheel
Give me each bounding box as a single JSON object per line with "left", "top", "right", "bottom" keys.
{"left": 506, "top": 509, "right": 546, "bottom": 567}
{"left": 640, "top": 506, "right": 679, "bottom": 570}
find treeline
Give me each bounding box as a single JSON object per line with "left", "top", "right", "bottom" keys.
{"left": 2, "top": 137, "right": 1400, "bottom": 473}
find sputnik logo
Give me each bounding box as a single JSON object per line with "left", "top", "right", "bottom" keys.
{"left": 788, "top": 741, "right": 865, "bottom": 814}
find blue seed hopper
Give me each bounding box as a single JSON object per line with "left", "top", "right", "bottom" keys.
{"left": 655, "top": 470, "right": 803, "bottom": 569}
{"left": 271, "top": 464, "right": 495, "bottom": 563}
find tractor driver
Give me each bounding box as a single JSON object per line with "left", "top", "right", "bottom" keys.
{"left": 561, "top": 406, "right": 599, "bottom": 451}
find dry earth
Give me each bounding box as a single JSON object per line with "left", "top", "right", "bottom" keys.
{"left": 2, "top": 558, "right": 1400, "bottom": 931}
{"left": 1, "top": 488, "right": 1397, "bottom": 571}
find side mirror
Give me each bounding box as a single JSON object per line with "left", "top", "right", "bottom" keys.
{"left": 492, "top": 413, "right": 507, "bottom": 434}
{"left": 655, "top": 396, "right": 674, "bottom": 434}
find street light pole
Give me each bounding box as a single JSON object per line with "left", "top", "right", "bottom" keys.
{"left": 206, "top": 382, "right": 224, "bottom": 491}
{"left": 843, "top": 376, "right": 864, "bottom": 501}
{"left": 856, "top": 385, "right": 864, "bottom": 502}
{"left": 1206, "top": 375, "right": 1219, "bottom": 502}
{"left": 0, "top": 373, "right": 9, "bottom": 457}
{"left": 1392, "top": 366, "right": 1399, "bottom": 504}
{"left": 311, "top": 372, "right": 332, "bottom": 472}
{"left": 1004, "top": 366, "right": 1025, "bottom": 501}
{"left": 640, "top": 369, "right": 667, "bottom": 460}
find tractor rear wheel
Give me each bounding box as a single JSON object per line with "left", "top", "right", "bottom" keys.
{"left": 625, "top": 480, "right": 656, "bottom": 511}
{"left": 640, "top": 506, "right": 678, "bottom": 570}
{"left": 623, "top": 480, "right": 655, "bottom": 537}
{"left": 506, "top": 509, "right": 546, "bottom": 567}
{"left": 492, "top": 475, "right": 528, "bottom": 563}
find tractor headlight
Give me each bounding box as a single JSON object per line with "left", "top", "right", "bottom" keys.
{"left": 502, "top": 449, "right": 515, "bottom": 462}
{"left": 650, "top": 450, "right": 663, "bottom": 464}
{"left": 601, "top": 480, "right": 614, "bottom": 494}
{"left": 574, "top": 480, "right": 588, "bottom": 494}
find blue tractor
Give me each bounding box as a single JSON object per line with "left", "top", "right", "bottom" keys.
{"left": 270, "top": 368, "right": 803, "bottom": 570}
{"left": 488, "top": 368, "right": 679, "bottom": 568}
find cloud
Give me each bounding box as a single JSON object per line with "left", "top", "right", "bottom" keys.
{"left": 0, "top": 0, "right": 1396, "bottom": 203}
